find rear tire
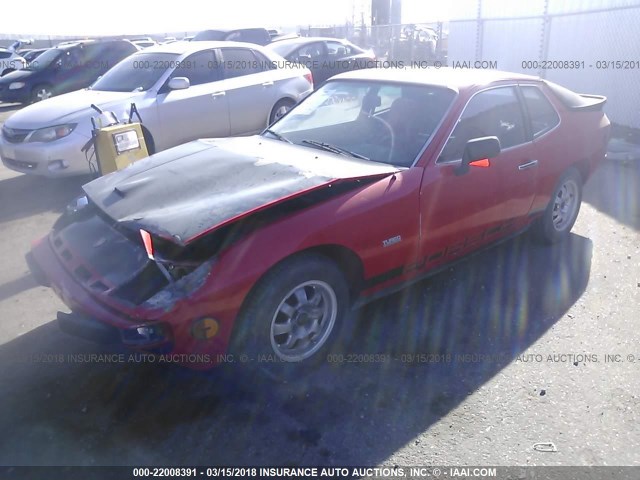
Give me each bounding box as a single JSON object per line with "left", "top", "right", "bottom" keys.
{"left": 229, "top": 253, "right": 349, "bottom": 379}
{"left": 532, "top": 167, "right": 582, "bottom": 244}
{"left": 269, "top": 98, "right": 295, "bottom": 125}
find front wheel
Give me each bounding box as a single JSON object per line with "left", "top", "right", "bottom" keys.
{"left": 532, "top": 167, "right": 582, "bottom": 244}
{"left": 229, "top": 253, "right": 349, "bottom": 378}
{"left": 31, "top": 84, "right": 54, "bottom": 103}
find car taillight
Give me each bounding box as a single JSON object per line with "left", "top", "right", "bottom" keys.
{"left": 304, "top": 72, "right": 313, "bottom": 88}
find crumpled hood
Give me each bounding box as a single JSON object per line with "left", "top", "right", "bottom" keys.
{"left": 83, "top": 136, "right": 400, "bottom": 245}
{"left": 5, "top": 89, "right": 142, "bottom": 128}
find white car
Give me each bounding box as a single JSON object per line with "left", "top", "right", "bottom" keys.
{"left": 0, "top": 48, "right": 26, "bottom": 77}
{"left": 0, "top": 41, "right": 313, "bottom": 177}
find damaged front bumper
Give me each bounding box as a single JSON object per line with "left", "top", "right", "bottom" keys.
{"left": 27, "top": 237, "right": 237, "bottom": 368}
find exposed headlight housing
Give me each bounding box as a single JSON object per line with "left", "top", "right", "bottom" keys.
{"left": 8, "top": 82, "right": 25, "bottom": 90}
{"left": 66, "top": 195, "right": 89, "bottom": 214}
{"left": 28, "top": 124, "right": 77, "bottom": 143}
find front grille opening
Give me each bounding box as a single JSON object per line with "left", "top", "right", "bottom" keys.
{"left": 2, "top": 127, "right": 31, "bottom": 144}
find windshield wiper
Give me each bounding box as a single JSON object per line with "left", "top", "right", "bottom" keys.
{"left": 264, "top": 129, "right": 292, "bottom": 144}
{"left": 301, "top": 140, "right": 369, "bottom": 161}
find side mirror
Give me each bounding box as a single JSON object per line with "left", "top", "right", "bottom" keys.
{"left": 167, "top": 77, "right": 190, "bottom": 91}
{"left": 455, "top": 136, "right": 501, "bottom": 176}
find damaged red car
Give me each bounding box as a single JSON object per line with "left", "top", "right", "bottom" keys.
{"left": 27, "top": 68, "right": 610, "bottom": 374}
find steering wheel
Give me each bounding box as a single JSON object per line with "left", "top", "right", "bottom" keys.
{"left": 367, "top": 115, "right": 395, "bottom": 164}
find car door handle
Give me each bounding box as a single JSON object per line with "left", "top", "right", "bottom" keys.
{"left": 261, "top": 81, "right": 274, "bottom": 87}
{"left": 518, "top": 160, "right": 539, "bottom": 171}
{"left": 211, "top": 91, "right": 226, "bottom": 98}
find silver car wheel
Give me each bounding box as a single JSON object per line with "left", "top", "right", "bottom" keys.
{"left": 35, "top": 87, "right": 52, "bottom": 102}
{"left": 551, "top": 179, "right": 579, "bottom": 231}
{"left": 274, "top": 104, "right": 290, "bottom": 120}
{"left": 270, "top": 280, "right": 337, "bottom": 362}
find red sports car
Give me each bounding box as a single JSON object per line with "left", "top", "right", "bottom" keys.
{"left": 27, "top": 68, "right": 610, "bottom": 375}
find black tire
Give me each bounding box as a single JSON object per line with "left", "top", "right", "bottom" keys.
{"left": 531, "top": 167, "right": 582, "bottom": 244}
{"left": 31, "top": 84, "right": 54, "bottom": 103}
{"left": 269, "top": 98, "right": 295, "bottom": 125}
{"left": 229, "top": 253, "right": 349, "bottom": 379}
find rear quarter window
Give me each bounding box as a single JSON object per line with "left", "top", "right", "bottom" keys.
{"left": 521, "top": 86, "right": 560, "bottom": 138}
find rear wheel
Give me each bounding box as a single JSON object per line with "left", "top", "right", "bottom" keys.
{"left": 229, "top": 253, "right": 349, "bottom": 379}
{"left": 269, "top": 98, "right": 295, "bottom": 125}
{"left": 31, "top": 84, "right": 53, "bottom": 103}
{"left": 532, "top": 167, "right": 582, "bottom": 244}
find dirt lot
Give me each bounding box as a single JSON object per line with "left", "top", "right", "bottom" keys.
{"left": 0, "top": 103, "right": 638, "bottom": 469}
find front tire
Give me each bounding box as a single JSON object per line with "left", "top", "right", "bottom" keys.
{"left": 31, "top": 84, "right": 53, "bottom": 103}
{"left": 532, "top": 167, "right": 582, "bottom": 244}
{"left": 229, "top": 253, "right": 349, "bottom": 378}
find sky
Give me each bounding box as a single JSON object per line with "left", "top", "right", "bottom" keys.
{"left": 0, "top": 0, "right": 454, "bottom": 37}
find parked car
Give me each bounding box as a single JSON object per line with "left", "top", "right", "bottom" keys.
{"left": 0, "top": 48, "right": 26, "bottom": 77}
{"left": 268, "top": 37, "right": 375, "bottom": 85}
{"left": 22, "top": 48, "right": 48, "bottom": 64}
{"left": 0, "top": 41, "right": 313, "bottom": 176}
{"left": 0, "top": 40, "right": 138, "bottom": 104}
{"left": 26, "top": 68, "right": 610, "bottom": 376}
{"left": 192, "top": 28, "right": 271, "bottom": 46}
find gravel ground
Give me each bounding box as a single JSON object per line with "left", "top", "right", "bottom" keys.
{"left": 0, "top": 103, "right": 638, "bottom": 470}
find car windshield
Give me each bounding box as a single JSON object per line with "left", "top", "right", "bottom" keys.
{"left": 91, "top": 53, "right": 179, "bottom": 92}
{"left": 265, "top": 80, "right": 456, "bottom": 167}
{"left": 25, "top": 48, "right": 61, "bottom": 71}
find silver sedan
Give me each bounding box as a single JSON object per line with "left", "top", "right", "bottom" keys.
{"left": 0, "top": 41, "right": 313, "bottom": 177}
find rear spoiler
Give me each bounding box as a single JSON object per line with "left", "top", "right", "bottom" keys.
{"left": 570, "top": 94, "right": 607, "bottom": 112}
{"left": 544, "top": 81, "right": 607, "bottom": 112}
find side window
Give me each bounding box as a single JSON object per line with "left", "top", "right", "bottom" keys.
{"left": 0, "top": 52, "right": 11, "bottom": 59}
{"left": 253, "top": 50, "right": 276, "bottom": 70}
{"left": 294, "top": 43, "right": 324, "bottom": 62}
{"left": 439, "top": 87, "right": 526, "bottom": 162}
{"left": 521, "top": 86, "right": 560, "bottom": 138}
{"left": 220, "top": 48, "right": 264, "bottom": 79}
{"left": 326, "top": 41, "right": 348, "bottom": 59}
{"left": 171, "top": 50, "right": 217, "bottom": 86}
{"left": 61, "top": 48, "right": 82, "bottom": 68}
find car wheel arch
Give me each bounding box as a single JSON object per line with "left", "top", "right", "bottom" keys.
{"left": 237, "top": 244, "right": 365, "bottom": 316}
{"left": 268, "top": 97, "right": 296, "bottom": 125}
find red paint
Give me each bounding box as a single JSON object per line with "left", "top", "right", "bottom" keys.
{"left": 28, "top": 74, "right": 611, "bottom": 369}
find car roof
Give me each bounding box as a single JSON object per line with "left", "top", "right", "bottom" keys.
{"left": 331, "top": 67, "right": 540, "bottom": 91}
{"left": 137, "top": 40, "right": 264, "bottom": 55}
{"left": 270, "top": 36, "right": 350, "bottom": 47}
